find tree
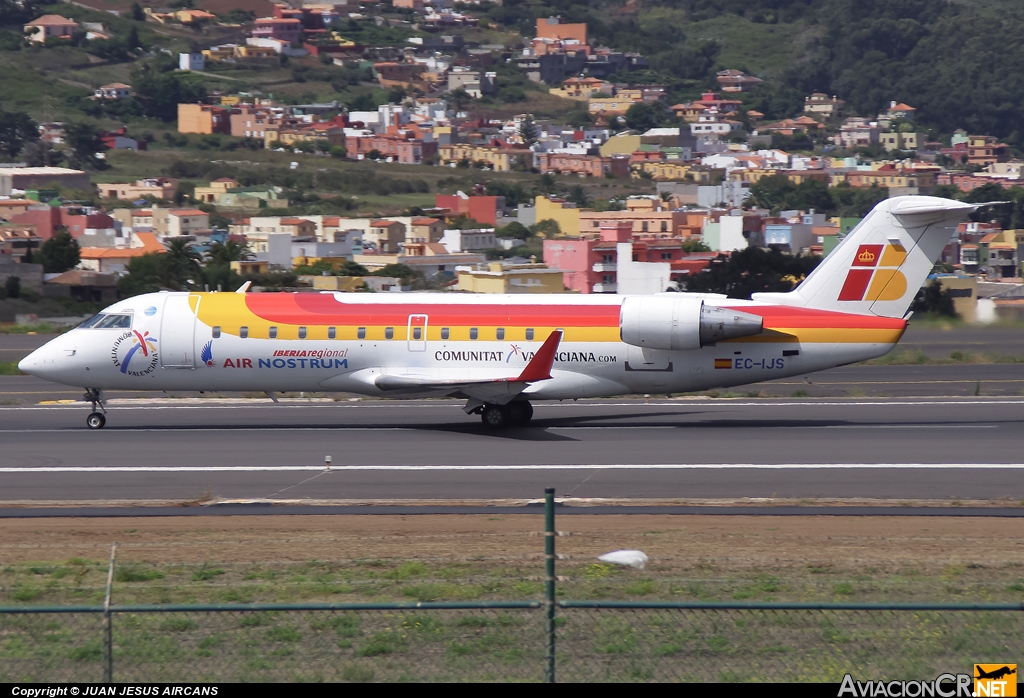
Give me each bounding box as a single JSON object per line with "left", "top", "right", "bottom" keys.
{"left": 686, "top": 247, "right": 821, "bottom": 299}
{"left": 133, "top": 68, "right": 206, "bottom": 122}
{"left": 118, "top": 252, "right": 165, "bottom": 297}
{"left": 337, "top": 260, "right": 369, "bottom": 276}
{"left": 37, "top": 229, "right": 80, "bottom": 273}
{"left": 162, "top": 238, "right": 203, "bottom": 290}
{"left": 21, "top": 139, "right": 61, "bottom": 167}
{"left": 496, "top": 221, "right": 530, "bottom": 239}
{"left": 126, "top": 25, "right": 141, "bottom": 50}
{"left": 5, "top": 276, "right": 19, "bottom": 299}
{"left": 0, "top": 109, "right": 39, "bottom": 159}
{"left": 518, "top": 115, "right": 538, "bottom": 146}
{"left": 448, "top": 87, "right": 471, "bottom": 112}
{"left": 130, "top": 2, "right": 145, "bottom": 21}
{"left": 911, "top": 280, "right": 957, "bottom": 318}
{"left": 63, "top": 122, "right": 108, "bottom": 170}
{"left": 205, "top": 240, "right": 250, "bottom": 266}
{"left": 624, "top": 102, "right": 667, "bottom": 133}
{"left": 531, "top": 219, "right": 561, "bottom": 238}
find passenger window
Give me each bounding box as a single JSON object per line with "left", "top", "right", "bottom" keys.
{"left": 357, "top": 327, "right": 366, "bottom": 339}
{"left": 412, "top": 327, "right": 422, "bottom": 340}
{"left": 298, "top": 326, "right": 307, "bottom": 339}
{"left": 526, "top": 328, "right": 535, "bottom": 341}
{"left": 240, "top": 326, "right": 248, "bottom": 338}
{"left": 496, "top": 328, "right": 505, "bottom": 340}
{"left": 441, "top": 327, "right": 450, "bottom": 340}
{"left": 212, "top": 326, "right": 221, "bottom": 338}
{"left": 385, "top": 327, "right": 394, "bottom": 340}
{"left": 269, "top": 327, "right": 278, "bottom": 339}
{"left": 470, "top": 328, "right": 478, "bottom": 340}
{"left": 328, "top": 327, "right": 336, "bottom": 339}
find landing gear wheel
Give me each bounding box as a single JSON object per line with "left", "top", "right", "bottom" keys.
{"left": 480, "top": 404, "right": 508, "bottom": 429}
{"left": 507, "top": 401, "right": 533, "bottom": 425}
{"left": 86, "top": 413, "right": 106, "bottom": 430}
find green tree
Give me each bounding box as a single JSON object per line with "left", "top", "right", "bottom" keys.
{"left": 163, "top": 238, "right": 203, "bottom": 290}
{"left": 530, "top": 219, "right": 561, "bottom": 238}
{"left": 0, "top": 109, "right": 39, "bottom": 159}
{"left": 518, "top": 115, "right": 538, "bottom": 146}
{"left": 686, "top": 247, "right": 821, "bottom": 299}
{"left": 4, "top": 276, "right": 19, "bottom": 299}
{"left": 118, "top": 253, "right": 165, "bottom": 296}
{"left": 38, "top": 229, "right": 81, "bottom": 273}
{"left": 64, "top": 122, "right": 108, "bottom": 170}
{"left": 624, "top": 102, "right": 667, "bottom": 133}
{"left": 337, "top": 260, "right": 369, "bottom": 276}
{"left": 133, "top": 68, "right": 206, "bottom": 122}
{"left": 749, "top": 174, "right": 797, "bottom": 212}
{"left": 911, "top": 280, "right": 957, "bottom": 318}
{"left": 205, "top": 240, "right": 250, "bottom": 266}
{"left": 130, "top": 2, "right": 145, "bottom": 20}
{"left": 496, "top": 221, "right": 530, "bottom": 239}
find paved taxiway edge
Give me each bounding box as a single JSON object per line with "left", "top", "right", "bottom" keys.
{"left": 1, "top": 504, "right": 1023, "bottom": 518}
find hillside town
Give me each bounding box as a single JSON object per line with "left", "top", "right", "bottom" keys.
{"left": 1, "top": 3, "right": 1021, "bottom": 323}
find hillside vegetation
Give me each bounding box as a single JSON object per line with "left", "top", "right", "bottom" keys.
{"left": 486, "top": 0, "right": 1024, "bottom": 139}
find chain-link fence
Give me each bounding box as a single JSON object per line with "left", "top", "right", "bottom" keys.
{"left": 1, "top": 602, "right": 1022, "bottom": 682}
{"left": 556, "top": 602, "right": 1024, "bottom": 683}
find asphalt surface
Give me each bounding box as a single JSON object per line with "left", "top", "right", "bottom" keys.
{"left": 1, "top": 399, "right": 1023, "bottom": 504}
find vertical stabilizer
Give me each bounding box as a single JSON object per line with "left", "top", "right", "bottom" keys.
{"left": 751, "top": 196, "right": 976, "bottom": 318}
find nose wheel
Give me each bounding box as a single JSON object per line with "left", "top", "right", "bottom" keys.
{"left": 83, "top": 388, "right": 106, "bottom": 429}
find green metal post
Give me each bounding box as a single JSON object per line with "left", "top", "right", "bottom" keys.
{"left": 544, "top": 487, "right": 556, "bottom": 683}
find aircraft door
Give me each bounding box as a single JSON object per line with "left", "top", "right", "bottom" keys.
{"left": 407, "top": 314, "right": 427, "bottom": 352}
{"left": 160, "top": 294, "right": 197, "bottom": 368}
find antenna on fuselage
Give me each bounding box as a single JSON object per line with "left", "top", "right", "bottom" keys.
{"left": 236, "top": 281, "right": 252, "bottom": 294}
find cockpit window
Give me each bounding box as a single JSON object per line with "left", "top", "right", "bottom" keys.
{"left": 78, "top": 314, "right": 105, "bottom": 328}
{"left": 93, "top": 314, "right": 132, "bottom": 329}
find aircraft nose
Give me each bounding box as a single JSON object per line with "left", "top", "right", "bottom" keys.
{"left": 18, "top": 346, "right": 49, "bottom": 376}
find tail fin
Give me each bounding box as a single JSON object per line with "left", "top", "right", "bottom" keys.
{"left": 752, "top": 196, "right": 976, "bottom": 318}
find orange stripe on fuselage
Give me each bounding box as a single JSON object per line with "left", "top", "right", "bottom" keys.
{"left": 245, "top": 294, "right": 622, "bottom": 327}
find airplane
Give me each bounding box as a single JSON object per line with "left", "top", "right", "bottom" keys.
{"left": 18, "top": 195, "right": 977, "bottom": 430}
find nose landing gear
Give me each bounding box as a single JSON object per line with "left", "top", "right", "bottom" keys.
{"left": 84, "top": 388, "right": 106, "bottom": 429}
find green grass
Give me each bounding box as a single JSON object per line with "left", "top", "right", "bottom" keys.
{"left": 866, "top": 348, "right": 1024, "bottom": 366}
{"left": 0, "top": 362, "right": 24, "bottom": 376}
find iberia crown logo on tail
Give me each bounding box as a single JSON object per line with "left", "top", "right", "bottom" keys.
{"left": 838, "top": 244, "right": 909, "bottom": 302}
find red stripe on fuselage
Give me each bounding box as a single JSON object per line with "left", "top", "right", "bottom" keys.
{"left": 726, "top": 304, "right": 907, "bottom": 330}
{"left": 246, "top": 294, "right": 621, "bottom": 327}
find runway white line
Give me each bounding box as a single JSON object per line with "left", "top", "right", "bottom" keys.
{"left": 0, "top": 424, "right": 1001, "bottom": 434}
{"left": 2, "top": 399, "right": 1024, "bottom": 411}
{"left": 1, "top": 464, "right": 1023, "bottom": 473}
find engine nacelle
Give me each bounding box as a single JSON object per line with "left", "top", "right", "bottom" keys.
{"left": 619, "top": 296, "right": 763, "bottom": 351}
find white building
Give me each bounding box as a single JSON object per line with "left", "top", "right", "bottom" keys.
{"left": 179, "top": 53, "right": 204, "bottom": 71}
{"left": 440, "top": 228, "right": 496, "bottom": 253}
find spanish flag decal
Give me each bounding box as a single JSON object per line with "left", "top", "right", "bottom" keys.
{"left": 838, "top": 244, "right": 908, "bottom": 302}
{"left": 714, "top": 358, "right": 732, "bottom": 369}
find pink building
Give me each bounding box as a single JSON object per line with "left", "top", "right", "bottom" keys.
{"left": 543, "top": 221, "right": 714, "bottom": 293}
{"left": 543, "top": 222, "right": 632, "bottom": 294}
{"left": 252, "top": 17, "right": 303, "bottom": 45}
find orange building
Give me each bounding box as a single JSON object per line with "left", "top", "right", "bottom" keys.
{"left": 177, "top": 104, "right": 230, "bottom": 135}
{"left": 535, "top": 17, "right": 587, "bottom": 44}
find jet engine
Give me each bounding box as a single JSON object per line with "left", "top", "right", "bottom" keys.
{"left": 619, "top": 296, "right": 763, "bottom": 351}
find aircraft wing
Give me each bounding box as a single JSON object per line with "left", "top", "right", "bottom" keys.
{"left": 374, "top": 330, "right": 563, "bottom": 405}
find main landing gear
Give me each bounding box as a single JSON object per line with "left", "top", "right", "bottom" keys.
{"left": 84, "top": 388, "right": 106, "bottom": 429}
{"left": 479, "top": 401, "right": 533, "bottom": 429}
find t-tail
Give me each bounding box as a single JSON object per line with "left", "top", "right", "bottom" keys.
{"left": 752, "top": 196, "right": 977, "bottom": 318}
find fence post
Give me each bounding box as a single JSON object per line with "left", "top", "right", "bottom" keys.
{"left": 544, "top": 487, "right": 556, "bottom": 683}
{"left": 103, "top": 542, "right": 117, "bottom": 684}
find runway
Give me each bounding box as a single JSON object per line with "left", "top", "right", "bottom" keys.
{"left": 1, "top": 398, "right": 1023, "bottom": 504}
